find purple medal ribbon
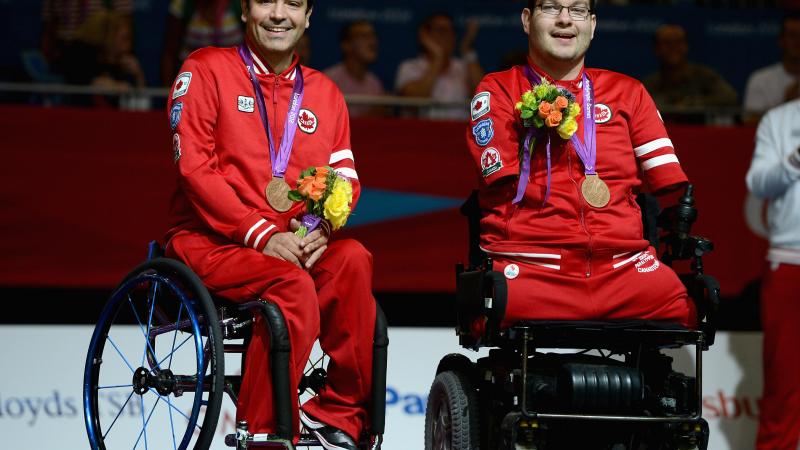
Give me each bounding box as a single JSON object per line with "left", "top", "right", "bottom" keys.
{"left": 238, "top": 44, "right": 304, "bottom": 179}
{"left": 514, "top": 66, "right": 596, "bottom": 205}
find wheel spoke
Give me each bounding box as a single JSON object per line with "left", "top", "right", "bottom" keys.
{"left": 167, "top": 396, "right": 178, "bottom": 450}
{"left": 127, "top": 294, "right": 161, "bottom": 371}
{"left": 154, "top": 334, "right": 193, "bottom": 370}
{"left": 168, "top": 303, "right": 184, "bottom": 370}
{"left": 144, "top": 281, "right": 159, "bottom": 367}
{"left": 106, "top": 335, "right": 136, "bottom": 374}
{"left": 99, "top": 384, "right": 134, "bottom": 390}
{"left": 151, "top": 392, "right": 202, "bottom": 431}
{"left": 133, "top": 394, "right": 161, "bottom": 450}
{"left": 103, "top": 390, "right": 135, "bottom": 439}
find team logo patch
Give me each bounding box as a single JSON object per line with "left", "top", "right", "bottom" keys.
{"left": 471, "top": 91, "right": 490, "bottom": 121}
{"left": 172, "top": 72, "right": 192, "bottom": 99}
{"left": 504, "top": 264, "right": 520, "bottom": 280}
{"left": 594, "top": 103, "right": 612, "bottom": 124}
{"left": 170, "top": 101, "right": 183, "bottom": 130}
{"left": 297, "top": 109, "right": 317, "bottom": 134}
{"left": 635, "top": 250, "right": 660, "bottom": 273}
{"left": 238, "top": 96, "right": 255, "bottom": 113}
{"left": 480, "top": 147, "right": 502, "bottom": 177}
{"left": 472, "top": 118, "right": 494, "bottom": 147}
{"left": 172, "top": 133, "right": 182, "bottom": 163}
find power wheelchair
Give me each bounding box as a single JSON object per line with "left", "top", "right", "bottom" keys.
{"left": 425, "top": 185, "right": 720, "bottom": 450}
{"left": 83, "top": 242, "right": 388, "bottom": 450}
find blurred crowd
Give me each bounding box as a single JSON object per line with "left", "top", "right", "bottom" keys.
{"left": 25, "top": 1, "right": 800, "bottom": 122}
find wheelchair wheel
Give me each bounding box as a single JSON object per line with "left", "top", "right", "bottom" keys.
{"left": 84, "top": 258, "right": 225, "bottom": 450}
{"left": 425, "top": 370, "right": 479, "bottom": 450}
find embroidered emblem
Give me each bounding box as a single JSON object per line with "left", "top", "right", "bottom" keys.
{"left": 298, "top": 109, "right": 317, "bottom": 134}
{"left": 172, "top": 72, "right": 192, "bottom": 99}
{"left": 635, "top": 250, "right": 660, "bottom": 273}
{"left": 504, "top": 264, "right": 520, "bottom": 280}
{"left": 237, "top": 96, "right": 254, "bottom": 113}
{"left": 172, "top": 133, "right": 182, "bottom": 163}
{"left": 170, "top": 101, "right": 183, "bottom": 130}
{"left": 471, "top": 91, "right": 490, "bottom": 121}
{"left": 594, "top": 103, "right": 612, "bottom": 124}
{"left": 480, "top": 147, "right": 502, "bottom": 177}
{"left": 472, "top": 118, "right": 494, "bottom": 147}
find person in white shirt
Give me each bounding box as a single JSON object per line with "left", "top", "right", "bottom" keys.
{"left": 745, "top": 98, "right": 800, "bottom": 450}
{"left": 395, "top": 12, "right": 484, "bottom": 120}
{"left": 743, "top": 13, "right": 800, "bottom": 122}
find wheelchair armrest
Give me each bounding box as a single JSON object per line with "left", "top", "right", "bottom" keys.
{"left": 681, "top": 273, "right": 720, "bottom": 349}
{"left": 455, "top": 264, "right": 508, "bottom": 350}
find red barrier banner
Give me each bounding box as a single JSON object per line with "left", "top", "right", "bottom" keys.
{"left": 0, "top": 106, "right": 765, "bottom": 295}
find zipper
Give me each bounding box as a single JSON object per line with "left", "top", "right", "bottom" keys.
{"left": 567, "top": 146, "right": 594, "bottom": 277}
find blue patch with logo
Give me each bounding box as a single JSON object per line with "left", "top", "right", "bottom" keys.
{"left": 472, "top": 118, "right": 494, "bottom": 147}
{"left": 170, "top": 102, "right": 184, "bottom": 131}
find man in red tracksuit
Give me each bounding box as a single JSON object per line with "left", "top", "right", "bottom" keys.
{"left": 164, "top": 1, "right": 374, "bottom": 449}
{"left": 467, "top": 0, "right": 696, "bottom": 327}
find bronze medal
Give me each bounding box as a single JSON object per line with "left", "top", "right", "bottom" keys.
{"left": 581, "top": 174, "right": 610, "bottom": 208}
{"left": 265, "top": 177, "right": 293, "bottom": 212}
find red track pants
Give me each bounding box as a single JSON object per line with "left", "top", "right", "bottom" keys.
{"left": 167, "top": 231, "right": 376, "bottom": 441}
{"left": 757, "top": 262, "right": 800, "bottom": 450}
{"left": 492, "top": 247, "right": 696, "bottom": 328}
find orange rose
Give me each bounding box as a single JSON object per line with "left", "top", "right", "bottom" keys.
{"left": 538, "top": 102, "right": 552, "bottom": 119}
{"left": 297, "top": 176, "right": 316, "bottom": 197}
{"left": 315, "top": 166, "right": 329, "bottom": 181}
{"left": 309, "top": 179, "right": 326, "bottom": 201}
{"left": 554, "top": 96, "right": 568, "bottom": 110}
{"left": 545, "top": 111, "right": 562, "bottom": 127}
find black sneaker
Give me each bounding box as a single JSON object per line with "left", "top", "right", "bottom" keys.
{"left": 300, "top": 410, "right": 358, "bottom": 450}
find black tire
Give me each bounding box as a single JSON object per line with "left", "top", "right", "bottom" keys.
{"left": 84, "top": 258, "right": 224, "bottom": 450}
{"left": 425, "top": 370, "right": 480, "bottom": 450}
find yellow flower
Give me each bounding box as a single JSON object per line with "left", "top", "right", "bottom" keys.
{"left": 533, "top": 81, "right": 551, "bottom": 100}
{"left": 521, "top": 91, "right": 536, "bottom": 108}
{"left": 557, "top": 118, "right": 578, "bottom": 140}
{"left": 323, "top": 177, "right": 353, "bottom": 230}
{"left": 568, "top": 102, "right": 581, "bottom": 119}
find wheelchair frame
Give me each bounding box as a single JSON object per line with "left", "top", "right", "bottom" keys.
{"left": 84, "top": 242, "right": 388, "bottom": 450}
{"left": 427, "top": 186, "right": 721, "bottom": 450}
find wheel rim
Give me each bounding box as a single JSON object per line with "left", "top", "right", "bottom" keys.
{"left": 84, "top": 271, "right": 210, "bottom": 450}
{"left": 432, "top": 392, "right": 452, "bottom": 450}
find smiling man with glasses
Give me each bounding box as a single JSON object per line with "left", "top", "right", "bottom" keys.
{"left": 465, "top": 1, "right": 696, "bottom": 329}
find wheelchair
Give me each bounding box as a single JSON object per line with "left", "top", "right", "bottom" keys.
{"left": 425, "top": 185, "right": 720, "bottom": 450}
{"left": 83, "top": 242, "right": 388, "bottom": 450}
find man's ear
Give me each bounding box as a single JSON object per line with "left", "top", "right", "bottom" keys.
{"left": 521, "top": 8, "right": 532, "bottom": 36}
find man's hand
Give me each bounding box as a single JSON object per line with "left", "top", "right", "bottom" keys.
{"left": 286, "top": 218, "right": 329, "bottom": 269}
{"left": 419, "top": 29, "right": 446, "bottom": 62}
{"left": 460, "top": 20, "right": 480, "bottom": 58}
{"left": 263, "top": 230, "right": 304, "bottom": 268}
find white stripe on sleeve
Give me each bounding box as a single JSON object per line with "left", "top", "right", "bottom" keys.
{"left": 641, "top": 154, "right": 680, "bottom": 171}
{"left": 634, "top": 138, "right": 673, "bottom": 157}
{"left": 252, "top": 224, "right": 276, "bottom": 250}
{"left": 335, "top": 167, "right": 359, "bottom": 179}
{"left": 329, "top": 149, "right": 354, "bottom": 165}
{"left": 244, "top": 219, "right": 267, "bottom": 246}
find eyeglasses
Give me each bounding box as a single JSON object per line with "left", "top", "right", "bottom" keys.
{"left": 536, "top": 3, "right": 593, "bottom": 21}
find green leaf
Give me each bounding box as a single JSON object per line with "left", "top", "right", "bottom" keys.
{"left": 287, "top": 190, "right": 303, "bottom": 202}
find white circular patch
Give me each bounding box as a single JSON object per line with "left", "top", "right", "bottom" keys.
{"left": 297, "top": 108, "right": 318, "bottom": 134}
{"left": 594, "top": 103, "right": 612, "bottom": 124}
{"left": 503, "top": 263, "right": 520, "bottom": 280}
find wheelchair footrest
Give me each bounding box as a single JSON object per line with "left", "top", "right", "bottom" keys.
{"left": 224, "top": 432, "right": 322, "bottom": 449}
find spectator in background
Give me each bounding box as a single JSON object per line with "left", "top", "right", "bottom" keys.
{"left": 62, "top": 10, "right": 148, "bottom": 108}
{"left": 324, "top": 20, "right": 386, "bottom": 117}
{"left": 160, "top": 0, "right": 243, "bottom": 86}
{"left": 745, "top": 98, "right": 800, "bottom": 450}
{"left": 395, "top": 13, "right": 484, "bottom": 120}
{"left": 743, "top": 12, "right": 800, "bottom": 122}
{"left": 41, "top": 0, "right": 132, "bottom": 76}
{"left": 642, "top": 24, "right": 738, "bottom": 115}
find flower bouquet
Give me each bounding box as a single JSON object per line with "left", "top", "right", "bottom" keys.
{"left": 287, "top": 166, "right": 353, "bottom": 238}
{"left": 515, "top": 79, "right": 581, "bottom": 141}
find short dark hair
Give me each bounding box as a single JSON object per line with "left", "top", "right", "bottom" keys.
{"left": 528, "top": 0, "right": 597, "bottom": 12}
{"left": 339, "top": 19, "right": 370, "bottom": 44}
{"left": 243, "top": 0, "right": 314, "bottom": 11}
{"left": 420, "top": 12, "right": 454, "bottom": 31}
